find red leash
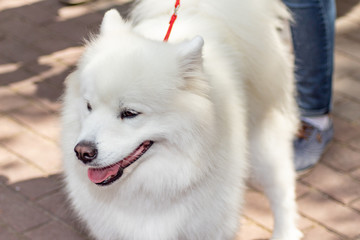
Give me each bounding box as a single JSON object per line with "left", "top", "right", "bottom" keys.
{"left": 163, "top": 0, "right": 180, "bottom": 42}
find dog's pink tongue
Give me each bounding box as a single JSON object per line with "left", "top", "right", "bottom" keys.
{"left": 87, "top": 165, "right": 120, "bottom": 184}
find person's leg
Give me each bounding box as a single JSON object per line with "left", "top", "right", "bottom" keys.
{"left": 284, "top": 0, "right": 335, "bottom": 116}
{"left": 282, "top": 0, "right": 336, "bottom": 171}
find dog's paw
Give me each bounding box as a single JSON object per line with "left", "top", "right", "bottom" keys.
{"left": 271, "top": 228, "right": 303, "bottom": 240}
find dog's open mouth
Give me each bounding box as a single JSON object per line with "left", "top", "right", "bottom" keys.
{"left": 87, "top": 141, "right": 153, "bottom": 186}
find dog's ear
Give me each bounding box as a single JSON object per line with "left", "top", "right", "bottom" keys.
{"left": 177, "top": 36, "right": 204, "bottom": 74}
{"left": 100, "top": 9, "right": 126, "bottom": 35}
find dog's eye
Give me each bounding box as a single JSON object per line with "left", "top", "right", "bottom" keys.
{"left": 87, "top": 102, "right": 92, "bottom": 112}
{"left": 120, "top": 109, "right": 140, "bottom": 119}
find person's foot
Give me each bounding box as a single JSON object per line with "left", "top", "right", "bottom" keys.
{"left": 59, "top": 0, "right": 92, "bottom": 5}
{"left": 294, "top": 119, "right": 334, "bottom": 172}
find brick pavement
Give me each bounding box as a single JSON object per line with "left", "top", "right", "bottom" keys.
{"left": 0, "top": 0, "right": 359, "bottom": 239}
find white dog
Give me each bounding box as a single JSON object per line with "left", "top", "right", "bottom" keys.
{"left": 61, "top": 0, "right": 301, "bottom": 239}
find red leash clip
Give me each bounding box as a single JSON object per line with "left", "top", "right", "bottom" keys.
{"left": 163, "top": 0, "right": 180, "bottom": 42}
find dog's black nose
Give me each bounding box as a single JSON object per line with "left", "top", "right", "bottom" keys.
{"left": 74, "top": 141, "right": 98, "bottom": 164}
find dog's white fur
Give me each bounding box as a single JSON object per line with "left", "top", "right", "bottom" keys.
{"left": 61, "top": 0, "right": 301, "bottom": 239}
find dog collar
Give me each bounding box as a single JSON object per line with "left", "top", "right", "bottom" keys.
{"left": 163, "top": 0, "right": 180, "bottom": 42}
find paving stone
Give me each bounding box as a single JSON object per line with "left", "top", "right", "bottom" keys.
{"left": 12, "top": 174, "right": 63, "bottom": 200}
{"left": 3, "top": 131, "right": 62, "bottom": 174}
{"left": 0, "top": 116, "right": 27, "bottom": 142}
{"left": 351, "top": 168, "right": 360, "bottom": 181}
{"left": 24, "top": 220, "right": 88, "bottom": 240}
{"left": 21, "top": 61, "right": 53, "bottom": 79}
{"left": 243, "top": 189, "right": 273, "bottom": 230}
{"left": 237, "top": 218, "right": 271, "bottom": 240}
{"left": 0, "top": 62, "right": 35, "bottom": 86}
{"left": 334, "top": 51, "right": 360, "bottom": 79}
{"left": 351, "top": 198, "right": 360, "bottom": 212}
{"left": 336, "top": 36, "right": 360, "bottom": 62}
{"left": 352, "top": 63, "right": 360, "bottom": 80}
{"left": 354, "top": 235, "right": 360, "bottom": 240}
{"left": 9, "top": 104, "right": 61, "bottom": 141}
{"left": 334, "top": 77, "right": 360, "bottom": 102}
{"left": 0, "top": 146, "right": 19, "bottom": 166}
{"left": 298, "top": 191, "right": 360, "bottom": 238}
{"left": 301, "top": 164, "right": 360, "bottom": 204}
{"left": 37, "top": 188, "right": 76, "bottom": 223}
{"left": 321, "top": 142, "right": 360, "bottom": 172}
{"left": 332, "top": 116, "right": 360, "bottom": 142}
{"left": 47, "top": 19, "right": 93, "bottom": 43}
{"left": 76, "top": 11, "right": 104, "bottom": 28}
{"left": 0, "top": 185, "right": 50, "bottom": 232}
{"left": 345, "top": 3, "right": 360, "bottom": 24}
{"left": 0, "top": 14, "right": 30, "bottom": 39}
{"left": 37, "top": 188, "right": 87, "bottom": 234}
{"left": 6, "top": 26, "right": 61, "bottom": 54}
{"left": 57, "top": 5, "right": 94, "bottom": 22}
{"left": 336, "top": 0, "right": 359, "bottom": 19}
{"left": 33, "top": 51, "right": 70, "bottom": 72}
{"left": 0, "top": 158, "right": 44, "bottom": 185}
{"left": 0, "top": 88, "right": 30, "bottom": 112}
{"left": 0, "top": 61, "right": 21, "bottom": 74}
{"left": 0, "top": 37, "right": 42, "bottom": 64}
{"left": 33, "top": 70, "right": 69, "bottom": 101}
{"left": 34, "top": 0, "right": 64, "bottom": 14}
{"left": 35, "top": 36, "right": 77, "bottom": 57}
{"left": 336, "top": 18, "right": 359, "bottom": 39}
{"left": 302, "top": 226, "right": 342, "bottom": 240}
{"left": 349, "top": 135, "right": 360, "bottom": 151}
{"left": 0, "top": 0, "right": 41, "bottom": 11}
{"left": 16, "top": 2, "right": 56, "bottom": 26}
{"left": 297, "top": 216, "right": 315, "bottom": 232}
{"left": 0, "top": 117, "right": 62, "bottom": 174}
{"left": 5, "top": 78, "right": 64, "bottom": 115}
{"left": 0, "top": 224, "right": 22, "bottom": 240}
{"left": 10, "top": 68, "right": 67, "bottom": 111}
{"left": 87, "top": 0, "right": 132, "bottom": 16}
{"left": 16, "top": 58, "right": 69, "bottom": 85}
{"left": 243, "top": 187, "right": 312, "bottom": 235}
{"left": 333, "top": 97, "right": 360, "bottom": 122}
{"left": 296, "top": 181, "right": 311, "bottom": 199}
{"left": 20, "top": 95, "right": 62, "bottom": 114}
{"left": 50, "top": 46, "right": 84, "bottom": 66}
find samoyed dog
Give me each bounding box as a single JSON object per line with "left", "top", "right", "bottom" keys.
{"left": 61, "top": 0, "right": 302, "bottom": 239}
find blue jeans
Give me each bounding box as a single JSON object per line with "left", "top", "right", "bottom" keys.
{"left": 282, "top": 0, "right": 336, "bottom": 117}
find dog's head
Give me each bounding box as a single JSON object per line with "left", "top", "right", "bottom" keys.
{"left": 62, "top": 9, "right": 215, "bottom": 191}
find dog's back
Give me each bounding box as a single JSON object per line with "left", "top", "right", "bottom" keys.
{"left": 131, "top": 0, "right": 298, "bottom": 126}
{"left": 131, "top": 1, "right": 301, "bottom": 238}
